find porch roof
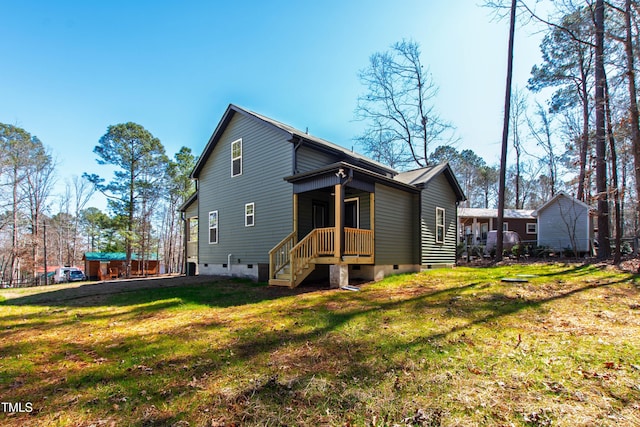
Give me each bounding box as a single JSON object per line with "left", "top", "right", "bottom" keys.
{"left": 458, "top": 208, "right": 535, "bottom": 220}
{"left": 284, "top": 162, "right": 420, "bottom": 194}
{"left": 178, "top": 192, "right": 197, "bottom": 212}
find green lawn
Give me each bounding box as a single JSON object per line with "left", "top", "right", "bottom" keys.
{"left": 1, "top": 263, "right": 639, "bottom": 426}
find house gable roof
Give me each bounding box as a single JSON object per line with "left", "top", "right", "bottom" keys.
{"left": 394, "top": 163, "right": 466, "bottom": 202}
{"left": 190, "top": 104, "right": 396, "bottom": 179}
{"left": 533, "top": 191, "right": 591, "bottom": 216}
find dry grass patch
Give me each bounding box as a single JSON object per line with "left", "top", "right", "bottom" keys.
{"left": 0, "top": 263, "right": 639, "bottom": 426}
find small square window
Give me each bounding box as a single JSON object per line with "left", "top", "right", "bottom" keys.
{"left": 245, "top": 202, "right": 255, "bottom": 227}
{"left": 527, "top": 223, "right": 537, "bottom": 234}
{"left": 502, "top": 222, "right": 509, "bottom": 232}
{"left": 231, "top": 139, "right": 242, "bottom": 177}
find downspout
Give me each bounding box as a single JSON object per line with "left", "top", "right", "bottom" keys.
{"left": 227, "top": 253, "right": 233, "bottom": 273}
{"left": 344, "top": 167, "right": 354, "bottom": 186}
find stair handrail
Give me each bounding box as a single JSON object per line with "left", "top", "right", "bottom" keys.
{"left": 269, "top": 231, "right": 296, "bottom": 279}
{"left": 290, "top": 227, "right": 334, "bottom": 284}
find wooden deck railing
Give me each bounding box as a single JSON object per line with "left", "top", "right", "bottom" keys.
{"left": 290, "top": 228, "right": 334, "bottom": 280}
{"left": 270, "top": 227, "right": 374, "bottom": 285}
{"left": 268, "top": 231, "right": 296, "bottom": 279}
{"left": 344, "top": 227, "right": 374, "bottom": 256}
{"left": 314, "top": 227, "right": 335, "bottom": 256}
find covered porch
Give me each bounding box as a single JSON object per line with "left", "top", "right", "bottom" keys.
{"left": 269, "top": 163, "right": 377, "bottom": 288}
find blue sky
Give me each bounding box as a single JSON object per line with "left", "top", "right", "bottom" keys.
{"left": 1, "top": 1, "right": 544, "bottom": 209}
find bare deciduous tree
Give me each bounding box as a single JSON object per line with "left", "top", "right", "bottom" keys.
{"left": 355, "top": 40, "right": 455, "bottom": 169}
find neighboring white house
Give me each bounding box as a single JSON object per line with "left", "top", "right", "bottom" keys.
{"left": 534, "top": 191, "right": 594, "bottom": 255}
{"left": 457, "top": 208, "right": 536, "bottom": 245}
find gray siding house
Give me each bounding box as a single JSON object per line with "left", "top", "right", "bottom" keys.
{"left": 181, "top": 104, "right": 465, "bottom": 287}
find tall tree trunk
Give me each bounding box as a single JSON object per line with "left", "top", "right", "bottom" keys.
{"left": 127, "top": 163, "right": 134, "bottom": 278}
{"left": 31, "top": 212, "right": 39, "bottom": 285}
{"left": 496, "top": 0, "right": 517, "bottom": 262}
{"left": 11, "top": 166, "right": 20, "bottom": 286}
{"left": 43, "top": 221, "right": 48, "bottom": 285}
{"left": 594, "top": 0, "right": 610, "bottom": 259}
{"left": 605, "top": 79, "right": 622, "bottom": 263}
{"left": 625, "top": 0, "right": 640, "bottom": 240}
{"left": 577, "top": 59, "right": 591, "bottom": 202}
{"left": 515, "top": 143, "right": 521, "bottom": 208}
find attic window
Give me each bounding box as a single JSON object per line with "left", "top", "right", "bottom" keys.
{"left": 231, "top": 139, "right": 242, "bottom": 177}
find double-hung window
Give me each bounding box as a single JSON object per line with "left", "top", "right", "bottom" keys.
{"left": 231, "top": 139, "right": 242, "bottom": 177}
{"left": 209, "top": 211, "right": 218, "bottom": 244}
{"left": 435, "top": 207, "right": 445, "bottom": 244}
{"left": 245, "top": 203, "right": 255, "bottom": 227}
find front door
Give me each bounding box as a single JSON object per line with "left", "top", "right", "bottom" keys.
{"left": 345, "top": 198, "right": 359, "bottom": 228}
{"left": 312, "top": 201, "right": 329, "bottom": 229}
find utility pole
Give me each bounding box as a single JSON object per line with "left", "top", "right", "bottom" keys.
{"left": 496, "top": 0, "right": 517, "bottom": 262}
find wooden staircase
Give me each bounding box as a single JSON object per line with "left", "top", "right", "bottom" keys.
{"left": 269, "top": 228, "right": 335, "bottom": 288}
{"left": 269, "top": 261, "right": 316, "bottom": 288}
{"left": 269, "top": 227, "right": 373, "bottom": 288}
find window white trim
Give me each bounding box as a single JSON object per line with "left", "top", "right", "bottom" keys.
{"left": 526, "top": 222, "right": 537, "bottom": 234}
{"left": 231, "top": 139, "right": 242, "bottom": 177}
{"left": 502, "top": 222, "right": 509, "bottom": 231}
{"left": 208, "top": 210, "right": 218, "bottom": 244}
{"left": 435, "top": 207, "right": 445, "bottom": 244}
{"left": 245, "top": 202, "right": 255, "bottom": 227}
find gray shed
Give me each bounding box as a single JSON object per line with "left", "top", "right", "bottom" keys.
{"left": 534, "top": 192, "right": 594, "bottom": 255}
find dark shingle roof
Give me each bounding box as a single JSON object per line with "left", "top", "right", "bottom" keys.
{"left": 191, "top": 104, "right": 396, "bottom": 179}
{"left": 395, "top": 163, "right": 466, "bottom": 202}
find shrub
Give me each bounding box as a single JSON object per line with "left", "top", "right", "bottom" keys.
{"left": 511, "top": 244, "right": 522, "bottom": 259}
{"left": 532, "top": 245, "right": 551, "bottom": 258}
{"left": 456, "top": 243, "right": 466, "bottom": 259}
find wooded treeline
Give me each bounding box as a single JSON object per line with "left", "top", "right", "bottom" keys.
{"left": 4, "top": 1, "right": 640, "bottom": 285}
{"left": 0, "top": 122, "right": 196, "bottom": 286}
{"left": 355, "top": 1, "right": 640, "bottom": 260}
